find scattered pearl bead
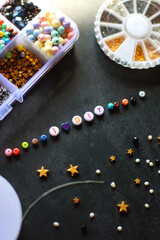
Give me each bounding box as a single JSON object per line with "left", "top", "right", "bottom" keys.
{"left": 111, "top": 182, "right": 116, "bottom": 188}
{"left": 135, "top": 158, "right": 140, "bottom": 163}
{"left": 149, "top": 162, "right": 154, "bottom": 167}
{"left": 149, "top": 189, "right": 154, "bottom": 194}
{"left": 96, "top": 169, "right": 101, "bottom": 175}
{"left": 144, "top": 181, "right": 149, "bottom": 186}
{"left": 146, "top": 159, "right": 150, "bottom": 164}
{"left": 148, "top": 135, "right": 152, "bottom": 141}
{"left": 53, "top": 222, "right": 60, "bottom": 228}
{"left": 145, "top": 203, "right": 149, "bottom": 208}
{"left": 117, "top": 226, "right": 122, "bottom": 232}
{"left": 139, "top": 91, "right": 145, "bottom": 98}
{"left": 89, "top": 212, "right": 95, "bottom": 218}
{"left": 158, "top": 170, "right": 160, "bottom": 174}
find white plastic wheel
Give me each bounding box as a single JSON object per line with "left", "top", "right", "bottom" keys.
{"left": 95, "top": 0, "right": 160, "bottom": 69}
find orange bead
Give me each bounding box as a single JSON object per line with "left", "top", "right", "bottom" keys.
{"left": 122, "top": 99, "right": 129, "bottom": 106}
{"left": 13, "top": 148, "right": 20, "bottom": 156}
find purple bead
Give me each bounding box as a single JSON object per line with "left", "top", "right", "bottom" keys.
{"left": 61, "top": 122, "right": 70, "bottom": 131}
{"left": 58, "top": 44, "right": 63, "bottom": 50}
{"left": 43, "top": 26, "right": 51, "bottom": 34}
{"left": 63, "top": 20, "right": 70, "bottom": 28}
{"left": 33, "top": 22, "right": 40, "bottom": 29}
{"left": 59, "top": 16, "right": 65, "bottom": 23}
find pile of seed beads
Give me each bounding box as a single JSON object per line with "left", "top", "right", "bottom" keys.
{"left": 0, "top": 19, "right": 18, "bottom": 50}
{"left": 25, "top": 12, "right": 75, "bottom": 56}
{"left": 0, "top": 85, "right": 10, "bottom": 105}
{"left": 0, "top": 0, "right": 41, "bottom": 30}
{"left": 0, "top": 44, "right": 43, "bottom": 88}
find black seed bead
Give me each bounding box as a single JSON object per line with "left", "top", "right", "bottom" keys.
{"left": 131, "top": 97, "right": 136, "bottom": 105}
{"left": 155, "top": 159, "right": 160, "bottom": 167}
{"left": 133, "top": 136, "right": 139, "bottom": 146}
{"left": 81, "top": 225, "right": 87, "bottom": 234}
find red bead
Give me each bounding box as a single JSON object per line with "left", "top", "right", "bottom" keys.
{"left": 114, "top": 102, "right": 119, "bottom": 108}
{"left": 13, "top": 148, "right": 20, "bottom": 156}
{"left": 0, "top": 19, "right": 4, "bottom": 25}
{"left": 122, "top": 99, "right": 129, "bottom": 106}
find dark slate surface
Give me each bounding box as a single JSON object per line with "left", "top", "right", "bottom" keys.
{"left": 0, "top": 0, "right": 160, "bottom": 240}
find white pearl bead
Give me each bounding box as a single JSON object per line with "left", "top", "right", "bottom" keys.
{"left": 117, "top": 226, "right": 122, "bottom": 232}
{"left": 149, "top": 162, "right": 154, "bottom": 167}
{"left": 84, "top": 111, "right": 94, "bottom": 122}
{"left": 89, "top": 212, "right": 95, "bottom": 218}
{"left": 135, "top": 158, "right": 140, "bottom": 163}
{"left": 53, "top": 222, "right": 60, "bottom": 227}
{"left": 111, "top": 182, "right": 116, "bottom": 188}
{"left": 145, "top": 203, "right": 149, "bottom": 208}
{"left": 139, "top": 91, "right": 145, "bottom": 98}
{"left": 94, "top": 106, "right": 104, "bottom": 116}
{"left": 146, "top": 159, "right": 150, "bottom": 164}
{"left": 148, "top": 135, "right": 152, "bottom": 140}
{"left": 144, "top": 181, "right": 149, "bottom": 186}
{"left": 49, "top": 126, "right": 59, "bottom": 137}
{"left": 158, "top": 170, "right": 160, "bottom": 174}
{"left": 149, "top": 189, "right": 154, "bottom": 194}
{"left": 96, "top": 169, "right": 101, "bottom": 175}
{"left": 72, "top": 115, "right": 82, "bottom": 126}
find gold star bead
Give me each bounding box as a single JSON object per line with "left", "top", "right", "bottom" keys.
{"left": 134, "top": 178, "right": 141, "bottom": 184}
{"left": 158, "top": 137, "right": 160, "bottom": 141}
{"left": 127, "top": 149, "right": 133, "bottom": 156}
{"left": 67, "top": 164, "right": 79, "bottom": 177}
{"left": 110, "top": 155, "right": 116, "bottom": 162}
{"left": 37, "top": 166, "right": 49, "bottom": 178}
{"left": 117, "top": 201, "right": 129, "bottom": 213}
{"left": 73, "top": 197, "right": 80, "bottom": 205}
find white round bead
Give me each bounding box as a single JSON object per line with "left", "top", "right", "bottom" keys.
{"left": 49, "top": 126, "right": 59, "bottom": 137}
{"left": 148, "top": 135, "right": 152, "bottom": 140}
{"left": 111, "top": 182, "right": 116, "bottom": 188}
{"left": 149, "top": 162, "right": 154, "bottom": 167}
{"left": 53, "top": 221, "right": 60, "bottom": 227}
{"left": 94, "top": 106, "right": 104, "bottom": 116}
{"left": 135, "top": 158, "right": 140, "bottom": 163}
{"left": 117, "top": 226, "right": 122, "bottom": 232}
{"left": 72, "top": 115, "right": 82, "bottom": 126}
{"left": 84, "top": 111, "right": 94, "bottom": 122}
{"left": 96, "top": 169, "right": 101, "bottom": 175}
{"left": 146, "top": 159, "right": 150, "bottom": 164}
{"left": 139, "top": 91, "right": 145, "bottom": 98}
{"left": 158, "top": 170, "right": 160, "bottom": 174}
{"left": 149, "top": 189, "right": 154, "bottom": 194}
{"left": 144, "top": 181, "right": 149, "bottom": 186}
{"left": 89, "top": 212, "right": 95, "bottom": 218}
{"left": 145, "top": 203, "right": 149, "bottom": 208}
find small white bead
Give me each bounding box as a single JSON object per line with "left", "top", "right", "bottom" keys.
{"left": 49, "top": 126, "right": 59, "bottom": 137}
{"left": 89, "top": 212, "right": 95, "bottom": 218}
{"left": 135, "top": 158, "right": 140, "bottom": 163}
{"left": 53, "top": 222, "right": 60, "bottom": 227}
{"left": 84, "top": 111, "right": 94, "bottom": 122}
{"left": 149, "top": 189, "right": 154, "bottom": 194}
{"left": 146, "top": 159, "right": 150, "bottom": 164}
{"left": 148, "top": 135, "right": 152, "bottom": 141}
{"left": 158, "top": 170, "right": 160, "bottom": 174}
{"left": 144, "top": 181, "right": 149, "bottom": 186}
{"left": 139, "top": 91, "right": 145, "bottom": 98}
{"left": 145, "top": 203, "right": 149, "bottom": 208}
{"left": 94, "top": 106, "right": 104, "bottom": 116}
{"left": 111, "top": 182, "right": 116, "bottom": 188}
{"left": 149, "top": 162, "right": 154, "bottom": 167}
{"left": 96, "top": 169, "right": 101, "bottom": 175}
{"left": 117, "top": 226, "right": 122, "bottom": 232}
{"left": 72, "top": 115, "right": 82, "bottom": 126}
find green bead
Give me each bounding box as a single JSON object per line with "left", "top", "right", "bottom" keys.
{"left": 52, "top": 37, "right": 59, "bottom": 45}
{"left": 0, "top": 44, "right": 5, "bottom": 50}
{"left": 5, "top": 32, "right": 9, "bottom": 38}
{"left": 2, "top": 23, "right": 7, "bottom": 29}
{"left": 57, "top": 26, "right": 65, "bottom": 34}
{"left": 51, "top": 30, "right": 59, "bottom": 38}
{"left": 22, "top": 141, "right": 29, "bottom": 149}
{"left": 6, "top": 52, "right": 12, "bottom": 59}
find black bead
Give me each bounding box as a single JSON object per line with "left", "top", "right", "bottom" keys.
{"left": 81, "top": 225, "right": 87, "bottom": 234}
{"left": 131, "top": 97, "right": 136, "bottom": 105}
{"left": 133, "top": 136, "right": 139, "bottom": 146}
{"left": 155, "top": 159, "right": 160, "bottom": 167}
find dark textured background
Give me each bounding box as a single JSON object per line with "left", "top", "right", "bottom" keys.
{"left": 0, "top": 0, "right": 160, "bottom": 239}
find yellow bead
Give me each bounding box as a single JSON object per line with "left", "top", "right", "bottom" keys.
{"left": 35, "top": 40, "right": 43, "bottom": 48}
{"left": 45, "top": 12, "right": 51, "bottom": 18}
{"left": 44, "top": 45, "right": 52, "bottom": 54}
{"left": 59, "top": 37, "right": 64, "bottom": 45}
{"left": 0, "top": 31, "right": 4, "bottom": 37}
{"left": 39, "top": 27, "right": 43, "bottom": 32}
{"left": 52, "top": 19, "right": 60, "bottom": 28}
{"left": 17, "top": 45, "right": 24, "bottom": 51}
{"left": 45, "top": 40, "right": 52, "bottom": 47}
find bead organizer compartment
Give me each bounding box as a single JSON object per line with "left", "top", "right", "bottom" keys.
{"left": 0, "top": 4, "right": 79, "bottom": 120}
{"left": 95, "top": 0, "right": 160, "bottom": 69}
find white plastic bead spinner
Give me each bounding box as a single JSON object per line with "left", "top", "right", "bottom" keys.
{"left": 94, "top": 0, "right": 160, "bottom": 69}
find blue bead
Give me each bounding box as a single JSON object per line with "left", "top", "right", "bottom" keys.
{"left": 4, "top": 38, "right": 10, "bottom": 44}
{"left": 28, "top": 34, "right": 35, "bottom": 42}
{"left": 33, "top": 29, "right": 41, "bottom": 38}
{"left": 41, "top": 135, "right": 47, "bottom": 142}
{"left": 108, "top": 103, "right": 114, "bottom": 110}
{"left": 26, "top": 27, "right": 34, "bottom": 35}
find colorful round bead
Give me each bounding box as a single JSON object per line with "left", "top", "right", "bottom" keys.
{"left": 41, "top": 135, "right": 47, "bottom": 142}
{"left": 114, "top": 102, "right": 119, "bottom": 108}
{"left": 84, "top": 112, "right": 94, "bottom": 122}
{"left": 5, "top": 148, "right": 13, "bottom": 157}
{"left": 49, "top": 126, "right": 60, "bottom": 137}
{"left": 108, "top": 103, "right": 114, "bottom": 110}
{"left": 13, "top": 148, "right": 20, "bottom": 156}
{"left": 94, "top": 106, "right": 104, "bottom": 116}
{"left": 32, "top": 138, "right": 39, "bottom": 145}
{"left": 122, "top": 98, "right": 129, "bottom": 106}
{"left": 22, "top": 141, "right": 29, "bottom": 149}
{"left": 72, "top": 115, "right": 82, "bottom": 126}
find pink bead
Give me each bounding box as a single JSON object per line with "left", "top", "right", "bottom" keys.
{"left": 5, "top": 148, "right": 13, "bottom": 157}
{"left": 66, "top": 26, "right": 74, "bottom": 33}
{"left": 67, "top": 32, "right": 74, "bottom": 40}
{"left": 52, "top": 46, "right": 59, "bottom": 55}
{"left": 63, "top": 38, "right": 69, "bottom": 45}
{"left": 38, "top": 34, "right": 46, "bottom": 42}
{"left": 39, "top": 15, "right": 46, "bottom": 23}
{"left": 44, "top": 34, "right": 51, "bottom": 40}
{"left": 41, "top": 21, "right": 49, "bottom": 28}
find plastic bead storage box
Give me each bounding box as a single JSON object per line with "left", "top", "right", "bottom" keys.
{"left": 0, "top": 1, "right": 79, "bottom": 120}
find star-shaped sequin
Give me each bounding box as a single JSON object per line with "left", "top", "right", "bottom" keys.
{"left": 134, "top": 178, "right": 141, "bottom": 184}
{"left": 73, "top": 197, "right": 80, "bottom": 205}
{"left": 117, "top": 201, "right": 129, "bottom": 213}
{"left": 110, "top": 155, "right": 116, "bottom": 162}
{"left": 127, "top": 149, "right": 133, "bottom": 156}
{"left": 37, "top": 166, "right": 49, "bottom": 178}
{"left": 67, "top": 164, "right": 79, "bottom": 177}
